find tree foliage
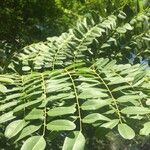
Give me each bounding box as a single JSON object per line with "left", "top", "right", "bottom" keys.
{"left": 0, "top": 1, "right": 150, "bottom": 150}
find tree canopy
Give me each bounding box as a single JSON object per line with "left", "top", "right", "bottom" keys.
{"left": 0, "top": 0, "right": 150, "bottom": 149}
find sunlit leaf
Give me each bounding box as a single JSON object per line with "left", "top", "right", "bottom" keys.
{"left": 21, "top": 136, "right": 46, "bottom": 150}
{"left": 47, "top": 120, "right": 76, "bottom": 131}
{"left": 63, "top": 131, "right": 85, "bottom": 150}
{"left": 5, "top": 120, "right": 27, "bottom": 138}
{"left": 140, "top": 122, "right": 150, "bottom": 136}
{"left": 118, "top": 123, "right": 135, "bottom": 139}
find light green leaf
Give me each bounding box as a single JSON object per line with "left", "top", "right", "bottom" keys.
{"left": 5, "top": 120, "right": 27, "bottom": 138}
{"left": 108, "top": 77, "right": 132, "bottom": 85}
{"left": 0, "top": 77, "right": 14, "bottom": 83}
{"left": 47, "top": 106, "right": 76, "bottom": 116}
{"left": 118, "top": 11, "right": 126, "bottom": 19}
{"left": 81, "top": 100, "right": 109, "bottom": 110}
{"left": 47, "top": 120, "right": 76, "bottom": 131}
{"left": 118, "top": 123, "right": 135, "bottom": 139}
{"left": 0, "top": 111, "right": 15, "bottom": 124}
{"left": 142, "top": 37, "right": 150, "bottom": 41}
{"left": 101, "top": 119, "right": 119, "bottom": 129}
{"left": 95, "top": 58, "right": 109, "bottom": 68}
{"left": 25, "top": 108, "right": 44, "bottom": 120}
{"left": 132, "top": 72, "right": 146, "bottom": 85}
{"left": 63, "top": 131, "right": 85, "bottom": 150}
{"left": 146, "top": 99, "right": 150, "bottom": 106}
{"left": 0, "top": 84, "right": 7, "bottom": 93}
{"left": 79, "top": 88, "right": 108, "bottom": 99}
{"left": 121, "top": 106, "right": 150, "bottom": 115}
{"left": 13, "top": 99, "right": 42, "bottom": 112}
{"left": 101, "top": 43, "right": 110, "bottom": 48}
{"left": 140, "top": 122, "right": 150, "bottom": 136}
{"left": 0, "top": 101, "right": 17, "bottom": 112}
{"left": 3, "top": 93, "right": 21, "bottom": 102}
{"left": 124, "top": 23, "right": 133, "bottom": 30}
{"left": 15, "top": 125, "right": 41, "bottom": 142}
{"left": 104, "top": 60, "right": 116, "bottom": 69}
{"left": 112, "top": 85, "right": 131, "bottom": 92}
{"left": 21, "top": 136, "right": 46, "bottom": 150}
{"left": 117, "top": 95, "right": 140, "bottom": 103}
{"left": 82, "top": 113, "right": 110, "bottom": 124}
{"left": 46, "top": 93, "right": 74, "bottom": 102}
{"left": 22, "top": 66, "right": 31, "bottom": 71}
{"left": 116, "top": 27, "right": 126, "bottom": 33}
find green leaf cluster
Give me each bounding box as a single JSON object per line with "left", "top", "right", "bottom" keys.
{"left": 0, "top": 7, "right": 150, "bottom": 150}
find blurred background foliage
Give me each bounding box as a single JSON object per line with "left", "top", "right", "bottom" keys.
{"left": 1, "top": 0, "right": 149, "bottom": 46}
{"left": 0, "top": 0, "right": 149, "bottom": 71}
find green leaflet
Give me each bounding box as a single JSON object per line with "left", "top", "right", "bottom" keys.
{"left": 82, "top": 113, "right": 110, "bottom": 124}
{"left": 24, "top": 79, "right": 42, "bottom": 91}
{"left": 13, "top": 99, "right": 42, "bottom": 112}
{"left": 22, "top": 66, "right": 31, "bottom": 71}
{"left": 47, "top": 106, "right": 76, "bottom": 116}
{"left": 121, "top": 106, "right": 150, "bottom": 115}
{"left": 142, "top": 37, "right": 150, "bottom": 41}
{"left": 2, "top": 93, "right": 21, "bottom": 102}
{"left": 25, "top": 84, "right": 42, "bottom": 94}
{"left": 65, "top": 63, "right": 85, "bottom": 70}
{"left": 0, "top": 84, "right": 7, "bottom": 93}
{"left": 5, "top": 120, "right": 27, "bottom": 138}
{"left": 140, "top": 122, "right": 150, "bottom": 136}
{"left": 22, "top": 91, "right": 43, "bottom": 99}
{"left": 112, "top": 85, "right": 131, "bottom": 92}
{"left": 0, "top": 101, "right": 17, "bottom": 112}
{"left": 76, "top": 76, "right": 99, "bottom": 83}
{"left": 101, "top": 119, "right": 119, "bottom": 129}
{"left": 101, "top": 43, "right": 110, "bottom": 49}
{"left": 79, "top": 88, "right": 108, "bottom": 99}
{"left": 0, "top": 77, "right": 14, "bottom": 83}
{"left": 46, "top": 77, "right": 70, "bottom": 84}
{"left": 146, "top": 99, "right": 150, "bottom": 106}
{"left": 15, "top": 125, "right": 41, "bottom": 142}
{"left": 103, "top": 60, "right": 116, "bottom": 69}
{"left": 124, "top": 23, "right": 133, "bottom": 30}
{"left": 95, "top": 58, "right": 109, "bottom": 68}
{"left": 21, "top": 136, "right": 46, "bottom": 150}
{"left": 118, "top": 11, "right": 127, "bottom": 19}
{"left": 107, "top": 77, "right": 132, "bottom": 85}
{"left": 25, "top": 108, "right": 44, "bottom": 120}
{"left": 118, "top": 123, "right": 135, "bottom": 139}
{"left": 5, "top": 87, "right": 21, "bottom": 93}
{"left": 117, "top": 95, "right": 140, "bottom": 103}
{"left": 0, "top": 111, "right": 15, "bottom": 124}
{"left": 142, "top": 83, "right": 150, "bottom": 89}
{"left": 46, "top": 83, "right": 71, "bottom": 93}
{"left": 46, "top": 92, "right": 75, "bottom": 102}
{"left": 47, "top": 120, "right": 76, "bottom": 131}
{"left": 116, "top": 27, "right": 126, "bottom": 34}
{"left": 81, "top": 100, "right": 109, "bottom": 110}
{"left": 132, "top": 72, "right": 146, "bottom": 85}
{"left": 73, "top": 28, "right": 84, "bottom": 39}
{"left": 63, "top": 131, "right": 85, "bottom": 150}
